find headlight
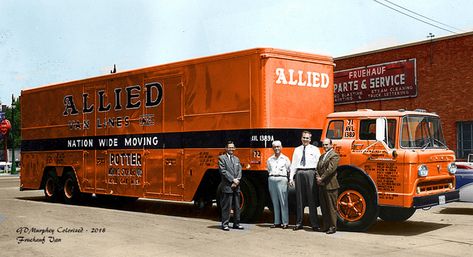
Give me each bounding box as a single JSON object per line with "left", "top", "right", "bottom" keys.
{"left": 418, "top": 164, "right": 429, "bottom": 177}
{"left": 448, "top": 162, "right": 457, "bottom": 174}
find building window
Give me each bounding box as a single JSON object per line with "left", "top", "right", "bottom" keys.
{"left": 457, "top": 121, "right": 473, "bottom": 160}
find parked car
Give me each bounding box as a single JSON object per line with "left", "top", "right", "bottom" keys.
{"left": 0, "top": 161, "right": 12, "bottom": 173}
{"left": 0, "top": 161, "right": 20, "bottom": 173}
{"left": 455, "top": 154, "right": 473, "bottom": 202}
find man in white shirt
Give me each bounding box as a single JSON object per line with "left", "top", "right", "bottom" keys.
{"left": 267, "top": 140, "right": 291, "bottom": 229}
{"left": 290, "top": 131, "right": 321, "bottom": 231}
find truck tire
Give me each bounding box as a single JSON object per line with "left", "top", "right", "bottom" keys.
{"left": 238, "top": 177, "right": 260, "bottom": 222}
{"left": 337, "top": 179, "right": 378, "bottom": 231}
{"left": 247, "top": 176, "right": 266, "bottom": 222}
{"left": 379, "top": 206, "right": 416, "bottom": 221}
{"left": 44, "top": 170, "right": 61, "bottom": 202}
{"left": 216, "top": 177, "right": 262, "bottom": 222}
{"left": 63, "top": 172, "right": 81, "bottom": 204}
{"left": 287, "top": 184, "right": 297, "bottom": 215}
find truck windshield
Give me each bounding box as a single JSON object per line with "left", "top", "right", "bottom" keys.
{"left": 400, "top": 116, "right": 447, "bottom": 148}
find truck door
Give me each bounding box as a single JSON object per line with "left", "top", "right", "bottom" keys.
{"left": 163, "top": 75, "right": 184, "bottom": 198}
{"left": 356, "top": 118, "right": 403, "bottom": 206}
{"left": 82, "top": 84, "right": 108, "bottom": 194}
{"left": 143, "top": 78, "right": 164, "bottom": 197}
{"left": 144, "top": 75, "right": 184, "bottom": 199}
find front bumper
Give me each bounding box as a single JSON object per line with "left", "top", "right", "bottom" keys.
{"left": 412, "top": 190, "right": 459, "bottom": 208}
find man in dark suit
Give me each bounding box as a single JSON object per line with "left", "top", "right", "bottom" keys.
{"left": 218, "top": 141, "right": 244, "bottom": 231}
{"left": 316, "top": 138, "right": 340, "bottom": 234}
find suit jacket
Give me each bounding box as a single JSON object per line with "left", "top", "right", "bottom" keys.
{"left": 316, "top": 149, "right": 340, "bottom": 190}
{"left": 218, "top": 154, "right": 242, "bottom": 193}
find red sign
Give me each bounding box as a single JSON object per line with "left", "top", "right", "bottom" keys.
{"left": 0, "top": 119, "right": 11, "bottom": 135}
{"left": 334, "top": 59, "right": 417, "bottom": 105}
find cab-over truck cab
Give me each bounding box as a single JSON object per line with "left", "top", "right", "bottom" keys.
{"left": 325, "top": 109, "right": 459, "bottom": 231}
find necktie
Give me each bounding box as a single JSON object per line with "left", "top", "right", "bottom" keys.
{"left": 300, "top": 145, "right": 306, "bottom": 167}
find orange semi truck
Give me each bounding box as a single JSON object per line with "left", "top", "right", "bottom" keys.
{"left": 20, "top": 48, "right": 459, "bottom": 231}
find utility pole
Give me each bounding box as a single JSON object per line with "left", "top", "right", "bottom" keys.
{"left": 10, "top": 94, "right": 16, "bottom": 174}
{"left": 427, "top": 33, "right": 435, "bottom": 65}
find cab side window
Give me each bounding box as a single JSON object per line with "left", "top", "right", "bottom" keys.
{"left": 360, "top": 119, "right": 396, "bottom": 148}
{"left": 360, "top": 120, "right": 377, "bottom": 140}
{"left": 326, "top": 120, "right": 344, "bottom": 139}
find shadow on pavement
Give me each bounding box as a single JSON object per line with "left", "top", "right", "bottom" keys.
{"left": 367, "top": 220, "right": 450, "bottom": 236}
{"left": 17, "top": 195, "right": 453, "bottom": 235}
{"left": 16, "top": 195, "right": 283, "bottom": 225}
{"left": 17, "top": 195, "right": 224, "bottom": 222}
{"left": 438, "top": 207, "right": 473, "bottom": 215}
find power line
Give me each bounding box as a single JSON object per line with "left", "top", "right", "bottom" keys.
{"left": 383, "top": 0, "right": 464, "bottom": 32}
{"left": 373, "top": 0, "right": 459, "bottom": 34}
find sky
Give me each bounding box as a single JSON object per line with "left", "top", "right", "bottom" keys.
{"left": 1, "top": 0, "right": 473, "bottom": 105}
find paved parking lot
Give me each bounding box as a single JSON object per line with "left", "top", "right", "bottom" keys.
{"left": 1, "top": 175, "right": 472, "bottom": 257}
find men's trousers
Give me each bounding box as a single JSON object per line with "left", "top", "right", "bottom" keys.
{"left": 221, "top": 191, "right": 241, "bottom": 227}
{"left": 268, "top": 176, "right": 289, "bottom": 225}
{"left": 295, "top": 169, "right": 319, "bottom": 227}
{"left": 319, "top": 187, "right": 338, "bottom": 229}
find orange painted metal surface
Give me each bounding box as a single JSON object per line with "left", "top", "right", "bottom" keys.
{"left": 20, "top": 48, "right": 335, "bottom": 202}
{"left": 325, "top": 109, "right": 457, "bottom": 208}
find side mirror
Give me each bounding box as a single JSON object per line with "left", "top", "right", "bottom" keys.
{"left": 376, "top": 118, "right": 387, "bottom": 142}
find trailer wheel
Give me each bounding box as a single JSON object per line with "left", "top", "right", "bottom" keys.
{"left": 44, "top": 170, "right": 61, "bottom": 202}
{"left": 63, "top": 172, "right": 81, "bottom": 204}
{"left": 379, "top": 206, "right": 416, "bottom": 221}
{"left": 216, "top": 177, "right": 261, "bottom": 222}
{"left": 337, "top": 179, "right": 378, "bottom": 231}
{"left": 239, "top": 177, "right": 261, "bottom": 222}
{"left": 247, "top": 176, "right": 266, "bottom": 222}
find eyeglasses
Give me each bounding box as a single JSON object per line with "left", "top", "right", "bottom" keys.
{"left": 323, "top": 144, "right": 330, "bottom": 146}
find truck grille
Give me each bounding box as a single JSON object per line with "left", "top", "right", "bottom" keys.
{"left": 416, "top": 179, "right": 453, "bottom": 193}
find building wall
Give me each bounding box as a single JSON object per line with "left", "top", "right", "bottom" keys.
{"left": 334, "top": 32, "right": 473, "bottom": 159}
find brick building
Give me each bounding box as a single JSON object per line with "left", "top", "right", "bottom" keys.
{"left": 334, "top": 31, "right": 473, "bottom": 160}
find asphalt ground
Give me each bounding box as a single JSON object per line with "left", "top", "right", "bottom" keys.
{"left": 1, "top": 175, "right": 472, "bottom": 257}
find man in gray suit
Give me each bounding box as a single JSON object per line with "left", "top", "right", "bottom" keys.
{"left": 218, "top": 141, "right": 244, "bottom": 231}
{"left": 316, "top": 138, "right": 340, "bottom": 234}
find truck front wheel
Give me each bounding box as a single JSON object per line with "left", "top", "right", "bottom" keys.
{"left": 337, "top": 179, "right": 378, "bottom": 231}
{"left": 379, "top": 206, "right": 416, "bottom": 221}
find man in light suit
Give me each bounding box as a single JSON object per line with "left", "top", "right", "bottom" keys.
{"left": 218, "top": 141, "right": 244, "bottom": 231}
{"left": 316, "top": 138, "right": 340, "bottom": 234}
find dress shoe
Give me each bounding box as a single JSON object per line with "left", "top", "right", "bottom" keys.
{"left": 293, "top": 225, "right": 303, "bottom": 231}
{"left": 326, "top": 227, "right": 336, "bottom": 234}
{"left": 281, "top": 225, "right": 289, "bottom": 229}
{"left": 270, "top": 224, "right": 281, "bottom": 229}
{"left": 311, "top": 227, "right": 321, "bottom": 232}
{"left": 233, "top": 224, "right": 244, "bottom": 230}
{"left": 222, "top": 226, "right": 230, "bottom": 231}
